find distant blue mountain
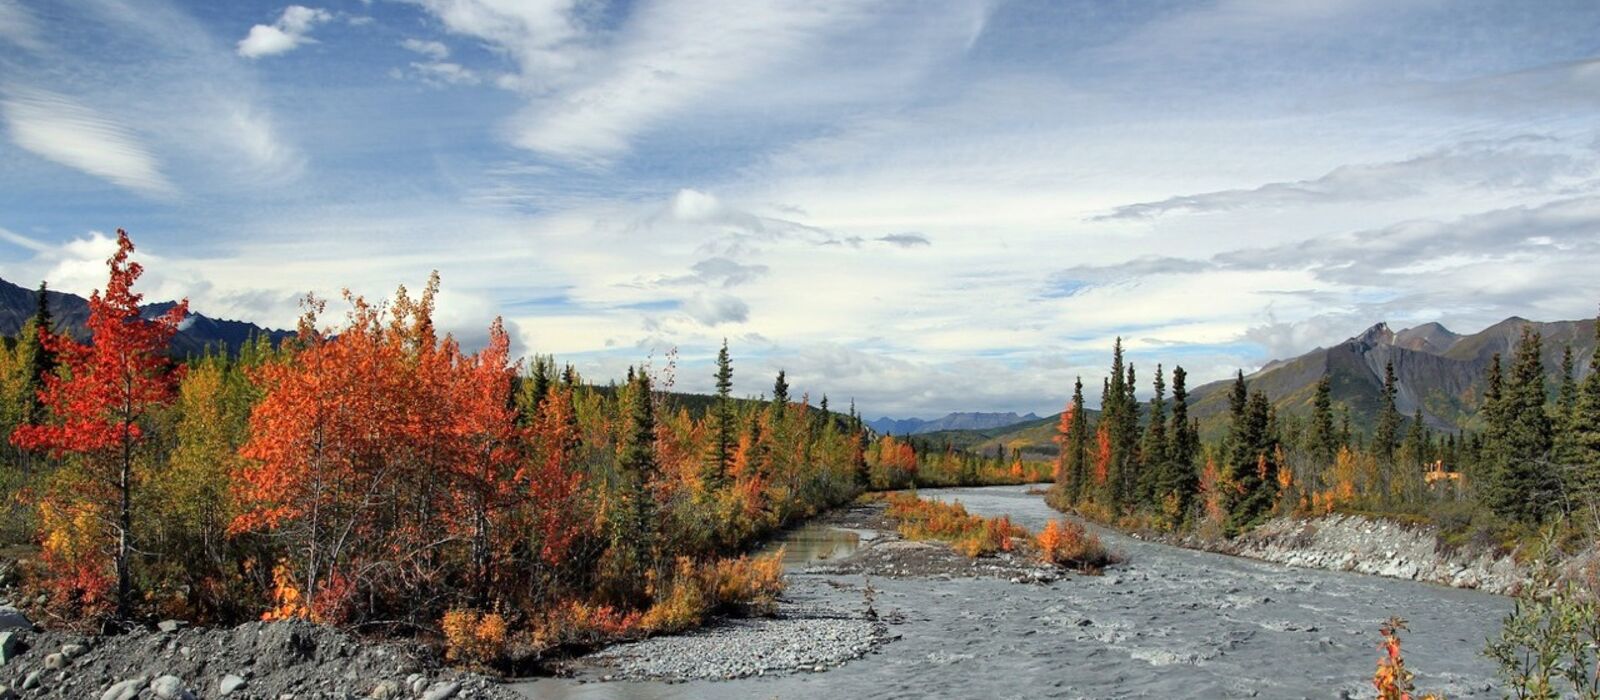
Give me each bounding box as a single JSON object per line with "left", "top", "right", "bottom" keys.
{"left": 0, "top": 276, "right": 292, "bottom": 356}
{"left": 867, "top": 411, "right": 1042, "bottom": 436}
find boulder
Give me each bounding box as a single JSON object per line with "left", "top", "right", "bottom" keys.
{"left": 156, "top": 619, "right": 186, "bottom": 633}
{"left": 61, "top": 642, "right": 88, "bottom": 658}
{"left": 151, "top": 674, "right": 196, "bottom": 700}
{"left": 0, "top": 607, "right": 28, "bottom": 632}
{"left": 43, "top": 651, "right": 67, "bottom": 669}
{"left": 219, "top": 674, "right": 248, "bottom": 696}
{"left": 19, "top": 671, "right": 41, "bottom": 690}
{"left": 421, "top": 681, "right": 462, "bottom": 700}
{"left": 0, "top": 683, "right": 16, "bottom": 700}
{"left": 369, "top": 679, "right": 401, "bottom": 699}
{"left": 100, "top": 676, "right": 149, "bottom": 700}
{"left": 0, "top": 630, "right": 22, "bottom": 665}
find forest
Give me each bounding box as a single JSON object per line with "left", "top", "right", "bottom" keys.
{"left": 1048, "top": 326, "right": 1600, "bottom": 545}
{"left": 0, "top": 231, "right": 1036, "bottom": 668}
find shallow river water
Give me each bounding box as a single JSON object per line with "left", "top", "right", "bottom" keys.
{"left": 517, "top": 485, "right": 1509, "bottom": 699}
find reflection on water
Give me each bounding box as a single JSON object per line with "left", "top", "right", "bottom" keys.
{"left": 760, "top": 523, "right": 866, "bottom": 569}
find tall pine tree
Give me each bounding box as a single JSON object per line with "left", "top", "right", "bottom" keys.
{"left": 1307, "top": 374, "right": 1338, "bottom": 466}
{"left": 1486, "top": 327, "right": 1556, "bottom": 523}
{"left": 1373, "top": 360, "right": 1401, "bottom": 461}
{"left": 708, "top": 339, "right": 735, "bottom": 485}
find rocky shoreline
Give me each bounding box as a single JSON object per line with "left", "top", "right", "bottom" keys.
{"left": 1150, "top": 513, "right": 1547, "bottom": 595}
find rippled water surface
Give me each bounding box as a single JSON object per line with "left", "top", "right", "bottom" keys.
{"left": 518, "top": 485, "right": 1508, "bottom": 699}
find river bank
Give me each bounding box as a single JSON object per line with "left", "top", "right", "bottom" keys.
{"left": 521, "top": 486, "right": 1509, "bottom": 699}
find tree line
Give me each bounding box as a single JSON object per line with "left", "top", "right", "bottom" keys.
{"left": 1050, "top": 324, "right": 1600, "bottom": 541}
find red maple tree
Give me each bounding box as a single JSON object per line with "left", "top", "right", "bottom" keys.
{"left": 12, "top": 229, "right": 187, "bottom": 618}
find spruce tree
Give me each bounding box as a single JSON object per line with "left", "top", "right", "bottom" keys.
{"left": 1402, "top": 408, "right": 1427, "bottom": 469}
{"left": 1139, "top": 364, "right": 1169, "bottom": 508}
{"left": 709, "top": 339, "right": 735, "bottom": 485}
{"left": 1162, "top": 365, "right": 1198, "bottom": 519}
{"left": 1487, "top": 328, "right": 1556, "bottom": 523}
{"left": 21, "top": 281, "right": 55, "bottom": 426}
{"left": 1226, "top": 389, "right": 1278, "bottom": 535}
{"left": 1373, "top": 360, "right": 1401, "bottom": 461}
{"left": 772, "top": 369, "right": 790, "bottom": 406}
{"left": 1102, "top": 341, "right": 1128, "bottom": 509}
{"left": 1308, "top": 374, "right": 1338, "bottom": 466}
{"left": 1061, "top": 377, "right": 1090, "bottom": 504}
{"left": 1567, "top": 312, "right": 1600, "bottom": 504}
{"left": 528, "top": 355, "right": 553, "bottom": 411}
{"left": 617, "top": 372, "right": 659, "bottom": 574}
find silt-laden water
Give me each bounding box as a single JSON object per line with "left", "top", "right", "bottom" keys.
{"left": 518, "top": 485, "right": 1508, "bottom": 699}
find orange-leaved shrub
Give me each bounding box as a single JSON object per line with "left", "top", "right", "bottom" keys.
{"left": 885, "top": 492, "right": 1028, "bottom": 557}
{"left": 441, "top": 608, "right": 510, "bottom": 666}
{"left": 1035, "top": 518, "right": 1116, "bottom": 572}
{"left": 1373, "top": 617, "right": 1443, "bottom": 700}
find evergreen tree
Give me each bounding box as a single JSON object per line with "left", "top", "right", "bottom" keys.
{"left": 1373, "top": 360, "right": 1401, "bottom": 461}
{"left": 1059, "top": 377, "right": 1090, "bottom": 504}
{"left": 1158, "top": 365, "right": 1199, "bottom": 519}
{"left": 1487, "top": 327, "right": 1556, "bottom": 523}
{"left": 1138, "top": 364, "right": 1169, "bottom": 507}
{"left": 1307, "top": 374, "right": 1338, "bottom": 466}
{"left": 709, "top": 339, "right": 735, "bottom": 485}
{"left": 20, "top": 281, "right": 54, "bottom": 426}
{"left": 528, "top": 354, "right": 553, "bottom": 411}
{"left": 616, "top": 371, "right": 659, "bottom": 575}
{"left": 772, "top": 370, "right": 789, "bottom": 406}
{"left": 1565, "top": 312, "right": 1600, "bottom": 504}
{"left": 1223, "top": 370, "right": 1278, "bottom": 535}
{"left": 1401, "top": 408, "right": 1428, "bottom": 469}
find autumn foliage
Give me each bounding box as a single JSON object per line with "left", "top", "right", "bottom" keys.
{"left": 1373, "top": 617, "right": 1444, "bottom": 700}
{"left": 1035, "top": 518, "right": 1116, "bottom": 572}
{"left": 884, "top": 492, "right": 1027, "bottom": 557}
{"left": 1, "top": 229, "right": 870, "bottom": 665}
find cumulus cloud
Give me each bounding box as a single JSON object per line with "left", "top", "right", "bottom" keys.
{"left": 237, "top": 5, "right": 332, "bottom": 58}
{"left": 1, "top": 87, "right": 176, "bottom": 196}
{"left": 1095, "top": 135, "right": 1597, "bottom": 221}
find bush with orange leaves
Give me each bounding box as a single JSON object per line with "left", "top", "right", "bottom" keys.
{"left": 1035, "top": 518, "right": 1118, "bottom": 573}
{"left": 1373, "top": 617, "right": 1443, "bottom": 700}
{"left": 441, "top": 608, "right": 510, "bottom": 666}
{"left": 885, "top": 492, "right": 1028, "bottom": 557}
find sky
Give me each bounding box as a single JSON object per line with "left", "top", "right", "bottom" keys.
{"left": 2, "top": 0, "right": 1598, "bottom": 419}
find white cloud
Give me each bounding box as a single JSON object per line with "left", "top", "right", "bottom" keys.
{"left": 237, "top": 5, "right": 332, "bottom": 58}
{"left": 1, "top": 87, "right": 176, "bottom": 196}
{"left": 401, "top": 38, "right": 450, "bottom": 61}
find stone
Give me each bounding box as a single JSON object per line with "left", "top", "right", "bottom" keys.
{"left": 0, "top": 607, "right": 29, "bottom": 632}
{"left": 0, "top": 683, "right": 15, "bottom": 700}
{"left": 100, "top": 676, "right": 149, "bottom": 700}
{"left": 0, "top": 631, "right": 22, "bottom": 666}
{"left": 219, "top": 674, "right": 248, "bottom": 696}
{"left": 61, "top": 642, "right": 88, "bottom": 657}
{"left": 156, "top": 620, "right": 185, "bottom": 633}
{"left": 43, "top": 651, "right": 68, "bottom": 669}
{"left": 19, "top": 671, "right": 42, "bottom": 690}
{"left": 421, "top": 681, "right": 461, "bottom": 700}
{"left": 407, "top": 675, "right": 428, "bottom": 696}
{"left": 369, "top": 680, "right": 400, "bottom": 699}
{"left": 151, "top": 675, "right": 195, "bottom": 700}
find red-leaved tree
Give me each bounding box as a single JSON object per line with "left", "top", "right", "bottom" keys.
{"left": 12, "top": 229, "right": 187, "bottom": 618}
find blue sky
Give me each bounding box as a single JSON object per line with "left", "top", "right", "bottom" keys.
{"left": 2, "top": 0, "right": 1599, "bottom": 418}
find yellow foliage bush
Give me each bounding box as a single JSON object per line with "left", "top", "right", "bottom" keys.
{"left": 885, "top": 492, "right": 1028, "bottom": 557}
{"left": 441, "top": 608, "right": 510, "bottom": 666}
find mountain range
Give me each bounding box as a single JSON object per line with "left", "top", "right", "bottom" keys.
{"left": 867, "top": 411, "right": 1042, "bottom": 436}
{"left": 965, "top": 316, "right": 1597, "bottom": 457}
{"left": 0, "top": 277, "right": 291, "bottom": 355}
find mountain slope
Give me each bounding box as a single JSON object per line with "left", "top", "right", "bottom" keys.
{"left": 1184, "top": 318, "right": 1594, "bottom": 438}
{"left": 968, "top": 316, "right": 1596, "bottom": 455}
{"left": 867, "top": 411, "right": 1041, "bottom": 436}
{"left": 0, "top": 277, "right": 291, "bottom": 355}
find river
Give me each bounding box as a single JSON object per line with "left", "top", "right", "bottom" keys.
{"left": 517, "top": 485, "right": 1509, "bottom": 699}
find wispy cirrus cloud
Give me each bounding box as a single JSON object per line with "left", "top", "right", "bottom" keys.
{"left": 1, "top": 87, "right": 176, "bottom": 196}
{"left": 1094, "top": 134, "right": 1597, "bottom": 221}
